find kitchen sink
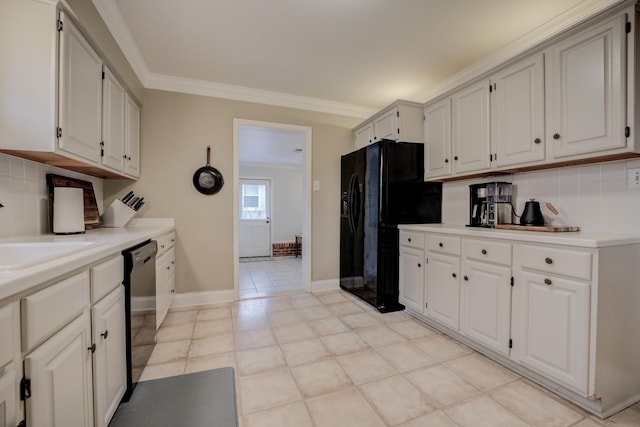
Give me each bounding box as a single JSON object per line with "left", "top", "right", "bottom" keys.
{"left": 0, "top": 241, "right": 102, "bottom": 272}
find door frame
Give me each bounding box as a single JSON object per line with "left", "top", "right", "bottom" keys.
{"left": 238, "top": 177, "right": 273, "bottom": 258}
{"left": 233, "top": 119, "right": 312, "bottom": 299}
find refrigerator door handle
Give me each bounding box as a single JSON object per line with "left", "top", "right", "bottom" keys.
{"left": 351, "top": 174, "right": 361, "bottom": 232}
{"left": 347, "top": 174, "right": 356, "bottom": 235}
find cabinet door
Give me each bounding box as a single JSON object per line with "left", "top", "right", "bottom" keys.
{"left": 492, "top": 55, "right": 545, "bottom": 167}
{"left": 101, "top": 66, "right": 126, "bottom": 172}
{"left": 425, "top": 252, "right": 460, "bottom": 329}
{"left": 373, "top": 108, "right": 398, "bottom": 141}
{"left": 355, "top": 123, "right": 373, "bottom": 149}
{"left": 124, "top": 94, "right": 141, "bottom": 178}
{"left": 460, "top": 260, "right": 511, "bottom": 355}
{"left": 57, "top": 11, "right": 102, "bottom": 163}
{"left": 452, "top": 79, "right": 491, "bottom": 173}
{"left": 24, "top": 312, "right": 93, "bottom": 427}
{"left": 424, "top": 98, "right": 452, "bottom": 178}
{"left": 517, "top": 271, "right": 590, "bottom": 394}
{"left": 547, "top": 14, "right": 626, "bottom": 159}
{"left": 0, "top": 371, "right": 17, "bottom": 427}
{"left": 91, "top": 286, "right": 126, "bottom": 427}
{"left": 398, "top": 247, "right": 425, "bottom": 312}
{"left": 156, "top": 252, "right": 171, "bottom": 331}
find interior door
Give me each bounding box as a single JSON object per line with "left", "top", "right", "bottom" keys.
{"left": 239, "top": 179, "right": 272, "bottom": 257}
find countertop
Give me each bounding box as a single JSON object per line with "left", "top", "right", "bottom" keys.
{"left": 0, "top": 218, "right": 174, "bottom": 303}
{"left": 398, "top": 223, "right": 640, "bottom": 248}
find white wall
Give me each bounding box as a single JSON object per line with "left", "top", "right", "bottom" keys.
{"left": 0, "top": 153, "right": 104, "bottom": 239}
{"left": 239, "top": 164, "right": 303, "bottom": 243}
{"left": 442, "top": 158, "right": 640, "bottom": 233}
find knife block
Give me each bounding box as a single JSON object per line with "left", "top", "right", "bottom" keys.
{"left": 102, "top": 199, "right": 138, "bottom": 228}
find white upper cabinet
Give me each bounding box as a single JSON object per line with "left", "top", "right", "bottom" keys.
{"left": 101, "top": 66, "right": 126, "bottom": 172}
{"left": 491, "top": 54, "right": 546, "bottom": 167}
{"left": 547, "top": 13, "right": 627, "bottom": 160}
{"left": 353, "top": 101, "right": 424, "bottom": 150}
{"left": 125, "top": 95, "right": 141, "bottom": 178}
{"left": 354, "top": 122, "right": 374, "bottom": 150}
{"left": 424, "top": 98, "right": 452, "bottom": 179}
{"left": 57, "top": 11, "right": 103, "bottom": 164}
{"left": 452, "top": 79, "right": 491, "bottom": 174}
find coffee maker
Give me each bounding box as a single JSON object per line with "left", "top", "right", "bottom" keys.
{"left": 469, "top": 182, "right": 513, "bottom": 227}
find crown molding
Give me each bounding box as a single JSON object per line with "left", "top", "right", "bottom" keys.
{"left": 91, "top": 0, "right": 149, "bottom": 83}
{"left": 416, "top": 0, "right": 626, "bottom": 103}
{"left": 145, "top": 73, "right": 377, "bottom": 118}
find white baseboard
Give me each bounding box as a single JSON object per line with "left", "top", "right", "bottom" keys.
{"left": 311, "top": 279, "right": 339, "bottom": 293}
{"left": 131, "top": 296, "right": 155, "bottom": 312}
{"left": 172, "top": 289, "right": 236, "bottom": 308}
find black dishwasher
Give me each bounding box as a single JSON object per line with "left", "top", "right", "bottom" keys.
{"left": 122, "top": 239, "right": 158, "bottom": 401}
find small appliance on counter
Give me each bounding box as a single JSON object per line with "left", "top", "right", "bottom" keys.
{"left": 469, "top": 181, "right": 513, "bottom": 228}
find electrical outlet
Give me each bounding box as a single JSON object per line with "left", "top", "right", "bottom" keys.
{"left": 313, "top": 180, "right": 320, "bottom": 191}
{"left": 628, "top": 168, "right": 640, "bottom": 189}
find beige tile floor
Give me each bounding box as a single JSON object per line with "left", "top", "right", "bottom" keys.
{"left": 137, "top": 290, "right": 640, "bottom": 426}
{"left": 239, "top": 257, "right": 304, "bottom": 299}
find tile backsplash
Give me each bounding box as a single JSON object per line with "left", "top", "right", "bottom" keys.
{"left": 442, "top": 158, "right": 640, "bottom": 234}
{"left": 0, "top": 153, "right": 103, "bottom": 239}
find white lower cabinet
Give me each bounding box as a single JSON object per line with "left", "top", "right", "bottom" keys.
{"left": 0, "top": 370, "right": 17, "bottom": 427}
{"left": 517, "top": 270, "right": 590, "bottom": 394}
{"left": 460, "top": 260, "right": 511, "bottom": 355}
{"left": 425, "top": 252, "right": 460, "bottom": 329}
{"left": 398, "top": 246, "right": 425, "bottom": 312}
{"left": 24, "top": 312, "right": 94, "bottom": 427}
{"left": 155, "top": 231, "right": 176, "bottom": 330}
{"left": 91, "top": 286, "right": 126, "bottom": 427}
{"left": 398, "top": 225, "right": 640, "bottom": 418}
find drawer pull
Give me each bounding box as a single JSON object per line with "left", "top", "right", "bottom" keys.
{"left": 544, "top": 278, "right": 552, "bottom": 285}
{"left": 88, "top": 343, "right": 96, "bottom": 354}
{"left": 166, "top": 266, "right": 171, "bottom": 270}
{"left": 417, "top": 263, "right": 421, "bottom": 268}
{"left": 452, "top": 273, "right": 457, "bottom": 278}
{"left": 545, "top": 257, "right": 553, "bottom": 265}
{"left": 101, "top": 330, "right": 109, "bottom": 339}
{"left": 161, "top": 244, "right": 165, "bottom": 249}
{"left": 439, "top": 242, "right": 444, "bottom": 248}
{"left": 463, "top": 275, "right": 469, "bottom": 281}
{"left": 481, "top": 249, "right": 487, "bottom": 255}
{"left": 408, "top": 238, "right": 412, "bottom": 242}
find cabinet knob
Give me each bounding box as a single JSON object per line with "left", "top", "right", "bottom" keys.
{"left": 544, "top": 278, "right": 552, "bottom": 285}
{"left": 481, "top": 249, "right": 487, "bottom": 255}
{"left": 101, "top": 330, "right": 109, "bottom": 339}
{"left": 463, "top": 275, "right": 469, "bottom": 281}
{"left": 553, "top": 133, "right": 560, "bottom": 140}
{"left": 445, "top": 158, "right": 449, "bottom": 163}
{"left": 417, "top": 263, "right": 422, "bottom": 268}
{"left": 88, "top": 343, "right": 96, "bottom": 354}
{"left": 161, "top": 244, "right": 165, "bottom": 248}
{"left": 171, "top": 261, "right": 175, "bottom": 265}
{"left": 454, "top": 156, "right": 458, "bottom": 161}
{"left": 452, "top": 273, "right": 457, "bottom": 278}
{"left": 122, "top": 154, "right": 127, "bottom": 159}
{"left": 171, "top": 238, "right": 175, "bottom": 243}
{"left": 408, "top": 238, "right": 412, "bottom": 242}
{"left": 534, "top": 138, "right": 541, "bottom": 144}
{"left": 545, "top": 257, "right": 553, "bottom": 265}
{"left": 166, "top": 266, "right": 171, "bottom": 270}
{"left": 439, "top": 242, "right": 443, "bottom": 248}
{"left": 127, "top": 156, "right": 132, "bottom": 161}
{"left": 171, "top": 289, "right": 175, "bottom": 293}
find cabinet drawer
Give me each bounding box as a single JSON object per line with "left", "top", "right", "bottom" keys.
{"left": 399, "top": 231, "right": 425, "bottom": 249}
{"left": 0, "top": 304, "right": 15, "bottom": 368}
{"left": 464, "top": 239, "right": 511, "bottom": 266}
{"left": 22, "top": 271, "right": 90, "bottom": 352}
{"left": 518, "top": 245, "right": 592, "bottom": 281}
{"left": 91, "top": 255, "right": 124, "bottom": 304}
{"left": 428, "top": 235, "right": 461, "bottom": 256}
{"left": 156, "top": 231, "right": 175, "bottom": 257}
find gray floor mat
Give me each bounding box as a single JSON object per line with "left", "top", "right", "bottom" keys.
{"left": 109, "top": 367, "right": 237, "bottom": 427}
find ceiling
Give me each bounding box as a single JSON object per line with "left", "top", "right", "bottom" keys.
{"left": 94, "top": 0, "right": 620, "bottom": 117}
{"left": 238, "top": 125, "right": 306, "bottom": 167}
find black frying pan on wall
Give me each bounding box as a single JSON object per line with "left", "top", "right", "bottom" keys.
{"left": 193, "top": 146, "right": 224, "bottom": 195}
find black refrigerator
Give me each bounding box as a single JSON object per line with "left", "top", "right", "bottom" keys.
{"left": 340, "top": 140, "right": 442, "bottom": 312}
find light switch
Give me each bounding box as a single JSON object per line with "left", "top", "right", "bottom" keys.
{"left": 313, "top": 180, "right": 320, "bottom": 191}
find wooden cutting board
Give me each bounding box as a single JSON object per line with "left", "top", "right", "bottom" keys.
{"left": 46, "top": 174, "right": 101, "bottom": 229}
{"left": 495, "top": 224, "right": 580, "bottom": 232}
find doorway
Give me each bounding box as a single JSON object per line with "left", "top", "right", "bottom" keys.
{"left": 233, "top": 119, "right": 312, "bottom": 300}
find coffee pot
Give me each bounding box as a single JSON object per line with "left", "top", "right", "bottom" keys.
{"left": 520, "top": 198, "right": 545, "bottom": 226}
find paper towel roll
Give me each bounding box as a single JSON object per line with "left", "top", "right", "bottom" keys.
{"left": 53, "top": 187, "right": 85, "bottom": 234}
